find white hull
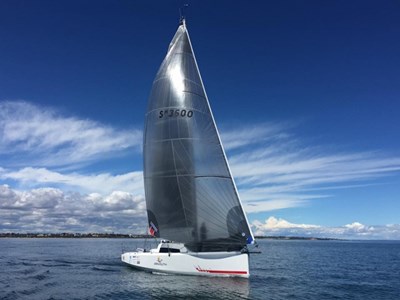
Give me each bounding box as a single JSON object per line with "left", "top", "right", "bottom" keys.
{"left": 121, "top": 250, "right": 249, "bottom": 278}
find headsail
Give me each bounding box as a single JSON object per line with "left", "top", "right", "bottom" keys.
{"left": 143, "top": 20, "right": 254, "bottom": 252}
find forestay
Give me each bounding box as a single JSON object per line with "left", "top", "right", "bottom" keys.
{"left": 143, "top": 21, "right": 254, "bottom": 252}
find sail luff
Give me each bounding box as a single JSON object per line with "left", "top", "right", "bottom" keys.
{"left": 182, "top": 21, "right": 255, "bottom": 243}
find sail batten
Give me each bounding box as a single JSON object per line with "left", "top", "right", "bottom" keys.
{"left": 143, "top": 22, "right": 254, "bottom": 252}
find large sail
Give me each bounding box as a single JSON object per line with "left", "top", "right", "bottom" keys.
{"left": 143, "top": 20, "right": 254, "bottom": 252}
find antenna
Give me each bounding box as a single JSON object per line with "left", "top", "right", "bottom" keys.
{"left": 179, "top": 3, "right": 189, "bottom": 25}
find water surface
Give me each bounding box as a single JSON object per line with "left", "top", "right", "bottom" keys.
{"left": 1, "top": 238, "right": 399, "bottom": 299}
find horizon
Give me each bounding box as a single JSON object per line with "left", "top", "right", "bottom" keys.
{"left": 1, "top": 0, "right": 399, "bottom": 239}
{"left": 3, "top": 231, "right": 400, "bottom": 241}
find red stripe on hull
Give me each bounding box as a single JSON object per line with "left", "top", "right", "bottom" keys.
{"left": 195, "top": 267, "right": 247, "bottom": 275}
{"left": 207, "top": 270, "right": 248, "bottom": 275}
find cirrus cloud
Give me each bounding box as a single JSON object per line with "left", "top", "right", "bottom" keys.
{"left": 0, "top": 101, "right": 142, "bottom": 167}
{"left": 223, "top": 124, "right": 400, "bottom": 213}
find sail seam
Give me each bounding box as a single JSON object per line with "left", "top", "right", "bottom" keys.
{"left": 144, "top": 138, "right": 219, "bottom": 146}
{"left": 153, "top": 76, "right": 203, "bottom": 88}
{"left": 170, "top": 140, "right": 190, "bottom": 232}
{"left": 145, "top": 137, "right": 202, "bottom": 143}
{"left": 144, "top": 175, "right": 231, "bottom": 179}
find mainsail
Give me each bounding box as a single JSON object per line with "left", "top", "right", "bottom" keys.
{"left": 143, "top": 20, "right": 254, "bottom": 252}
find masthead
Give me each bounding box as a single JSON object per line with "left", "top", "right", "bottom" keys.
{"left": 179, "top": 3, "right": 189, "bottom": 26}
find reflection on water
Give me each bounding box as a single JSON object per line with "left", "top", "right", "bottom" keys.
{"left": 121, "top": 269, "right": 249, "bottom": 299}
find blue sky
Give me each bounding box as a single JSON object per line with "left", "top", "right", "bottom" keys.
{"left": 1, "top": 0, "right": 399, "bottom": 239}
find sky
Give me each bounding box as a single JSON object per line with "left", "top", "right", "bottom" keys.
{"left": 1, "top": 0, "right": 400, "bottom": 239}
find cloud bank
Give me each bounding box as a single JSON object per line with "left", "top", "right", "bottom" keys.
{"left": 0, "top": 184, "right": 146, "bottom": 233}
{"left": 1, "top": 100, "right": 400, "bottom": 237}
{"left": 252, "top": 217, "right": 400, "bottom": 240}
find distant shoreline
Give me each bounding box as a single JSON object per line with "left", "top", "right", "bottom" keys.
{"left": 255, "top": 235, "right": 343, "bottom": 241}
{"left": 0, "top": 232, "right": 341, "bottom": 240}
{"left": 0, "top": 233, "right": 150, "bottom": 239}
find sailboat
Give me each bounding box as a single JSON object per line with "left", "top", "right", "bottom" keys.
{"left": 121, "top": 18, "right": 255, "bottom": 278}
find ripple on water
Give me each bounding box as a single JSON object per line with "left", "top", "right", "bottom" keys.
{"left": 92, "top": 265, "right": 120, "bottom": 272}
{"left": 1, "top": 239, "right": 400, "bottom": 300}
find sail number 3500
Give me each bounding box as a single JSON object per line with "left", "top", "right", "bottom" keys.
{"left": 159, "top": 109, "right": 193, "bottom": 119}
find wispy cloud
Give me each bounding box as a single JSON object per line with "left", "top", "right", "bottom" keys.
{"left": 252, "top": 217, "right": 400, "bottom": 240}
{"left": 0, "top": 167, "right": 144, "bottom": 195}
{"left": 220, "top": 122, "right": 290, "bottom": 151}
{"left": 0, "top": 101, "right": 142, "bottom": 167}
{"left": 220, "top": 124, "right": 400, "bottom": 213}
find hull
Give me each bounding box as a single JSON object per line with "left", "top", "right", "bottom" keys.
{"left": 121, "top": 251, "right": 249, "bottom": 278}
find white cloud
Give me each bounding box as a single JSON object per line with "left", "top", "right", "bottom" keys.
{"left": 345, "top": 222, "right": 366, "bottom": 231}
{"left": 0, "top": 167, "right": 144, "bottom": 195}
{"left": 87, "top": 191, "right": 145, "bottom": 212}
{"left": 253, "top": 216, "right": 320, "bottom": 230}
{"left": 252, "top": 217, "right": 400, "bottom": 240}
{"left": 0, "top": 184, "right": 146, "bottom": 233}
{"left": 1, "top": 101, "right": 400, "bottom": 234}
{"left": 0, "top": 101, "right": 142, "bottom": 167}
{"left": 0, "top": 101, "right": 148, "bottom": 233}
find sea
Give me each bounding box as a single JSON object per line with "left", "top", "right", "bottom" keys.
{"left": 0, "top": 238, "right": 399, "bottom": 300}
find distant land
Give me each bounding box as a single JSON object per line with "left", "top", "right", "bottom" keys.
{"left": 255, "top": 235, "right": 343, "bottom": 241}
{"left": 0, "top": 232, "right": 341, "bottom": 240}
{"left": 0, "top": 232, "right": 150, "bottom": 239}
